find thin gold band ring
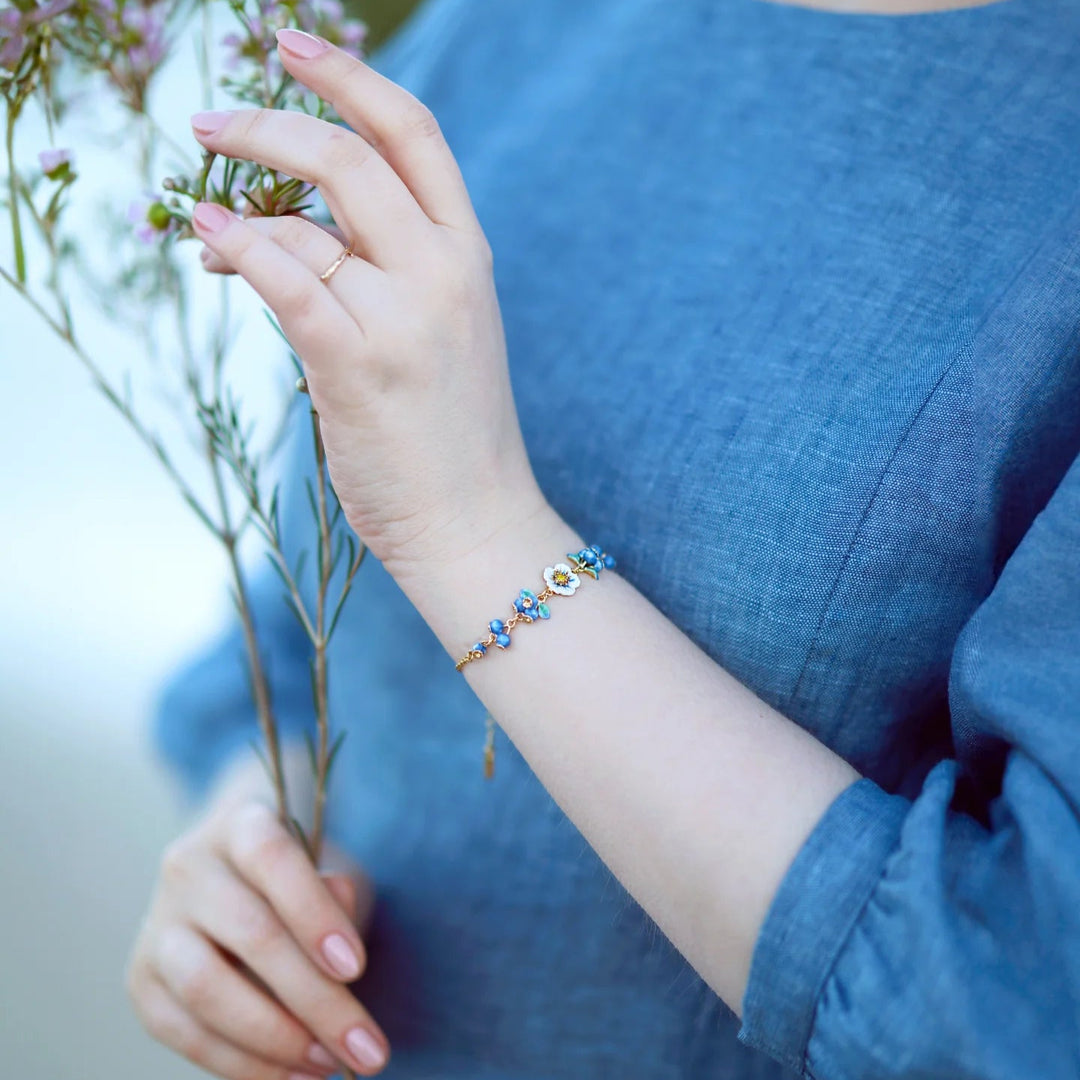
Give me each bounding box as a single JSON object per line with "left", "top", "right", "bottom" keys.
{"left": 318, "top": 243, "right": 357, "bottom": 284}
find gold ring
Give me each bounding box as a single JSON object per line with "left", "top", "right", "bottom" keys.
{"left": 318, "top": 243, "right": 356, "bottom": 284}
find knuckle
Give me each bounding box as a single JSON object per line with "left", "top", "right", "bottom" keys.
{"left": 160, "top": 837, "right": 193, "bottom": 884}
{"left": 228, "top": 800, "right": 282, "bottom": 859}
{"left": 395, "top": 99, "right": 442, "bottom": 143}
{"left": 233, "top": 898, "right": 284, "bottom": 955}
{"left": 175, "top": 1024, "right": 209, "bottom": 1067}
{"left": 270, "top": 214, "right": 314, "bottom": 255}
{"left": 173, "top": 959, "right": 216, "bottom": 1009}
{"left": 157, "top": 926, "right": 215, "bottom": 1007}
{"left": 287, "top": 287, "right": 323, "bottom": 324}
{"left": 472, "top": 233, "right": 494, "bottom": 272}
{"left": 142, "top": 1003, "right": 176, "bottom": 1044}
{"left": 236, "top": 108, "right": 269, "bottom": 142}
{"left": 322, "top": 128, "right": 372, "bottom": 174}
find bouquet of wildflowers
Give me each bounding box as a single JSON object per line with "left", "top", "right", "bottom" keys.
{"left": 1, "top": 0, "right": 370, "bottom": 873}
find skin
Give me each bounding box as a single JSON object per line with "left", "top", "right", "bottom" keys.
{"left": 129, "top": 3, "right": 1006, "bottom": 1077}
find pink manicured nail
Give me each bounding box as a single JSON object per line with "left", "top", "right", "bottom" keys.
{"left": 192, "top": 203, "right": 233, "bottom": 233}
{"left": 276, "top": 28, "right": 329, "bottom": 58}
{"left": 345, "top": 1027, "right": 387, "bottom": 1070}
{"left": 190, "top": 110, "right": 230, "bottom": 135}
{"left": 306, "top": 1042, "right": 339, "bottom": 1069}
{"left": 321, "top": 932, "right": 361, "bottom": 979}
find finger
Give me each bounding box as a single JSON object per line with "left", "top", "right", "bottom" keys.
{"left": 220, "top": 801, "right": 367, "bottom": 982}
{"left": 136, "top": 973, "right": 323, "bottom": 1080}
{"left": 322, "top": 873, "right": 358, "bottom": 924}
{"left": 199, "top": 217, "right": 349, "bottom": 277}
{"left": 274, "top": 29, "right": 481, "bottom": 234}
{"left": 190, "top": 204, "right": 373, "bottom": 388}
{"left": 154, "top": 921, "right": 341, "bottom": 1074}
{"left": 190, "top": 107, "right": 432, "bottom": 270}
{"left": 188, "top": 855, "right": 391, "bottom": 1075}
{"left": 201, "top": 244, "right": 232, "bottom": 275}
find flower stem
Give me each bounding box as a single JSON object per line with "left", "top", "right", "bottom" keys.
{"left": 208, "top": 435, "right": 291, "bottom": 828}
{"left": 5, "top": 105, "right": 27, "bottom": 285}
{"left": 309, "top": 406, "right": 332, "bottom": 863}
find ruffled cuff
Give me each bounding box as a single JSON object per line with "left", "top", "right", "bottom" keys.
{"left": 735, "top": 777, "right": 910, "bottom": 1077}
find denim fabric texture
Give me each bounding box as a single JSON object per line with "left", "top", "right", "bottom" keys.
{"left": 154, "top": 0, "right": 1080, "bottom": 1076}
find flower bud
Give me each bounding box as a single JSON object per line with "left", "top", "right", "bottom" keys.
{"left": 147, "top": 201, "right": 172, "bottom": 229}
{"left": 38, "top": 148, "right": 73, "bottom": 180}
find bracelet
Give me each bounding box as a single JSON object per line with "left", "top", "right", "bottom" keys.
{"left": 454, "top": 543, "right": 616, "bottom": 674}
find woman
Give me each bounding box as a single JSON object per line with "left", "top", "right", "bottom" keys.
{"left": 125, "top": 0, "right": 1080, "bottom": 1077}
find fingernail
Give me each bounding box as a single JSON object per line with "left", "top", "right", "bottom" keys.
{"left": 321, "top": 932, "right": 361, "bottom": 979}
{"left": 192, "top": 202, "right": 233, "bottom": 233}
{"left": 190, "top": 109, "right": 230, "bottom": 135}
{"left": 306, "top": 1043, "right": 338, "bottom": 1069}
{"left": 276, "top": 28, "right": 329, "bottom": 59}
{"left": 345, "top": 1027, "right": 387, "bottom": 1070}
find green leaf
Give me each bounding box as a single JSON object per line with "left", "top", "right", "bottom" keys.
{"left": 290, "top": 818, "right": 317, "bottom": 864}
{"left": 327, "top": 729, "right": 348, "bottom": 774}
{"left": 248, "top": 738, "right": 274, "bottom": 788}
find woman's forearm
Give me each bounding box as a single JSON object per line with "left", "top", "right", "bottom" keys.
{"left": 393, "top": 502, "right": 861, "bottom": 1016}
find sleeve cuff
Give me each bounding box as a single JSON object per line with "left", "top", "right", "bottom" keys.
{"left": 735, "top": 776, "right": 910, "bottom": 1076}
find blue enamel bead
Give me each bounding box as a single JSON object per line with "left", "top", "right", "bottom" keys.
{"left": 472, "top": 641, "right": 487, "bottom": 655}
{"left": 580, "top": 549, "right": 598, "bottom": 566}
{"left": 494, "top": 632, "right": 512, "bottom": 649}
{"left": 515, "top": 588, "right": 539, "bottom": 616}
{"left": 489, "top": 618, "right": 505, "bottom": 633}
{"left": 603, "top": 553, "right": 616, "bottom": 568}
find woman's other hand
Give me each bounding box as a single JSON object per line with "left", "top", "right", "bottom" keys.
{"left": 125, "top": 792, "right": 389, "bottom": 1078}
{"left": 188, "top": 29, "right": 550, "bottom": 585}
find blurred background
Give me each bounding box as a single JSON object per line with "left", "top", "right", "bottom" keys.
{"left": 0, "top": 1, "right": 419, "bottom": 1076}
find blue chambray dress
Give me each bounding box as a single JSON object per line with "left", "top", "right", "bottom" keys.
{"left": 155, "top": 0, "right": 1080, "bottom": 1076}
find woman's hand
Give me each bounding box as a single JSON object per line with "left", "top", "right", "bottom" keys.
{"left": 125, "top": 796, "right": 390, "bottom": 1078}
{"left": 188, "top": 28, "right": 550, "bottom": 584}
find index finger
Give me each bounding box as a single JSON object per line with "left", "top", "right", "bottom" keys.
{"left": 220, "top": 802, "right": 366, "bottom": 983}
{"left": 274, "top": 28, "right": 482, "bottom": 235}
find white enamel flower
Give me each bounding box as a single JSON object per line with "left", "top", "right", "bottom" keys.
{"left": 543, "top": 562, "right": 580, "bottom": 596}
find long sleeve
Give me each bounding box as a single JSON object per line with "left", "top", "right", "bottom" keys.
{"left": 736, "top": 447, "right": 1080, "bottom": 1079}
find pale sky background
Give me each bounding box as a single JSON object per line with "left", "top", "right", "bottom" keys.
{"left": 0, "top": 14, "right": 307, "bottom": 1077}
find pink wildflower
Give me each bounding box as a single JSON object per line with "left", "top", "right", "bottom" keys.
{"left": 38, "top": 148, "right": 73, "bottom": 179}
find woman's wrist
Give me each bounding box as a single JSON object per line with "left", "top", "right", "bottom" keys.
{"left": 390, "top": 498, "right": 586, "bottom": 668}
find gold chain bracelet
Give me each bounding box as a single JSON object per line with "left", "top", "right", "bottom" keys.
{"left": 454, "top": 543, "right": 617, "bottom": 779}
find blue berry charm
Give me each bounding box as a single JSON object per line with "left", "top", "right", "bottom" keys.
{"left": 472, "top": 641, "right": 488, "bottom": 656}
{"left": 568, "top": 548, "right": 600, "bottom": 580}
{"left": 494, "top": 631, "right": 512, "bottom": 649}
{"left": 514, "top": 588, "right": 542, "bottom": 621}
{"left": 489, "top": 618, "right": 505, "bottom": 634}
